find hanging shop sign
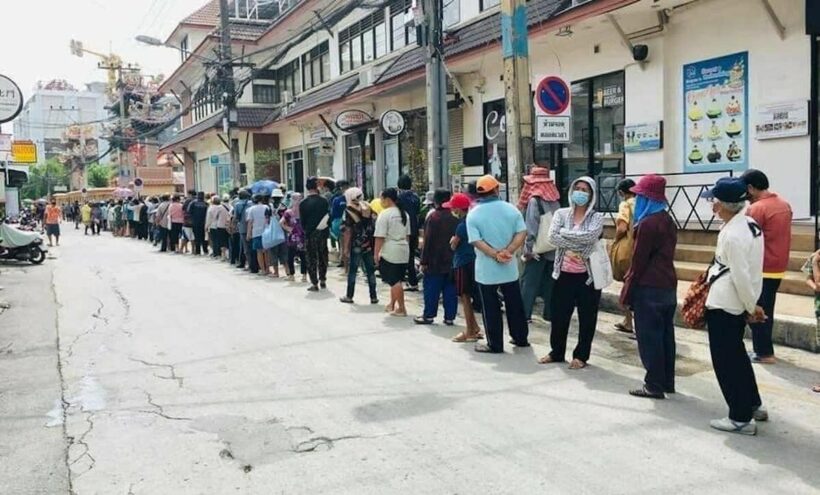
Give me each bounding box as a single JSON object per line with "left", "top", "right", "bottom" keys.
{"left": 535, "top": 116, "right": 571, "bottom": 143}
{"left": 683, "top": 52, "right": 748, "bottom": 173}
{"left": 335, "top": 110, "right": 373, "bottom": 132}
{"left": 624, "top": 122, "right": 664, "bottom": 152}
{"left": 380, "top": 110, "right": 406, "bottom": 136}
{"left": 0, "top": 74, "right": 23, "bottom": 124}
{"left": 755, "top": 100, "right": 809, "bottom": 140}
{"left": 11, "top": 140, "right": 37, "bottom": 163}
{"left": 318, "top": 136, "right": 335, "bottom": 157}
{"left": 534, "top": 75, "right": 571, "bottom": 117}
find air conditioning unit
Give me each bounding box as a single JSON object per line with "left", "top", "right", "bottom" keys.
{"left": 359, "top": 68, "right": 375, "bottom": 88}
{"left": 281, "top": 90, "right": 293, "bottom": 105}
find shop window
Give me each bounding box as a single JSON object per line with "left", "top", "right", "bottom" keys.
{"left": 301, "top": 41, "right": 329, "bottom": 91}
{"left": 480, "top": 0, "right": 500, "bottom": 11}
{"left": 180, "top": 35, "right": 189, "bottom": 63}
{"left": 390, "top": 0, "right": 416, "bottom": 51}
{"left": 339, "top": 11, "right": 386, "bottom": 74}
{"left": 252, "top": 83, "right": 277, "bottom": 104}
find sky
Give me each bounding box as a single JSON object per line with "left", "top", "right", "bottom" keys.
{"left": 0, "top": 0, "right": 208, "bottom": 134}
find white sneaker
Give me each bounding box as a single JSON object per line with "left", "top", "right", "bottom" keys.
{"left": 753, "top": 405, "right": 769, "bottom": 422}
{"left": 710, "top": 417, "right": 757, "bottom": 436}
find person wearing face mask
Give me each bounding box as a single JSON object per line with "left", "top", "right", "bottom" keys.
{"left": 538, "top": 177, "right": 604, "bottom": 370}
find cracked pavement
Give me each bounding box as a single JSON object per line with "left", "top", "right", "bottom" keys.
{"left": 1, "top": 227, "right": 819, "bottom": 494}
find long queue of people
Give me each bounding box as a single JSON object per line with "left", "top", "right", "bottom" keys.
{"left": 102, "top": 169, "right": 818, "bottom": 436}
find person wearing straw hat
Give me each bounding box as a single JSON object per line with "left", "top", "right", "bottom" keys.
{"left": 620, "top": 175, "right": 678, "bottom": 400}
{"left": 518, "top": 166, "right": 561, "bottom": 323}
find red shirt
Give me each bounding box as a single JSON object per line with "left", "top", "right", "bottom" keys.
{"left": 746, "top": 192, "right": 792, "bottom": 276}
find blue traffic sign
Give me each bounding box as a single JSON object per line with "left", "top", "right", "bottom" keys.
{"left": 536, "top": 76, "right": 570, "bottom": 116}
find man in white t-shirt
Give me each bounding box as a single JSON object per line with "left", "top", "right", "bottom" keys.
{"left": 245, "top": 194, "right": 271, "bottom": 276}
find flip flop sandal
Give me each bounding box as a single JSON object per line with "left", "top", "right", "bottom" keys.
{"left": 414, "top": 316, "right": 435, "bottom": 325}
{"left": 629, "top": 387, "right": 666, "bottom": 400}
{"left": 614, "top": 323, "right": 633, "bottom": 333}
{"left": 812, "top": 385, "right": 820, "bottom": 393}
{"left": 451, "top": 332, "right": 477, "bottom": 343}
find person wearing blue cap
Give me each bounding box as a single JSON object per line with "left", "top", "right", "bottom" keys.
{"left": 700, "top": 177, "right": 768, "bottom": 435}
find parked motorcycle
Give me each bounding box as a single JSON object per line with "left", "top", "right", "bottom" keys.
{"left": 0, "top": 223, "right": 47, "bottom": 264}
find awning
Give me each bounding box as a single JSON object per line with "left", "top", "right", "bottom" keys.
{"left": 160, "top": 107, "right": 280, "bottom": 152}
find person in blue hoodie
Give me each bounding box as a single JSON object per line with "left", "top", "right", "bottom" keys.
{"left": 397, "top": 174, "right": 421, "bottom": 291}
{"left": 330, "top": 180, "right": 350, "bottom": 267}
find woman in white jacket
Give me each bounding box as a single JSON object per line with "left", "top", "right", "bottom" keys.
{"left": 701, "top": 177, "right": 767, "bottom": 436}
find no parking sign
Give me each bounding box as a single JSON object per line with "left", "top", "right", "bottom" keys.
{"left": 534, "top": 75, "right": 571, "bottom": 143}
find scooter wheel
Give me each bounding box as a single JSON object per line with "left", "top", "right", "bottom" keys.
{"left": 29, "top": 247, "right": 45, "bottom": 264}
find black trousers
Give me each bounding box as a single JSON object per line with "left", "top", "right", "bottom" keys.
{"left": 245, "top": 237, "right": 259, "bottom": 273}
{"left": 633, "top": 285, "right": 677, "bottom": 394}
{"left": 169, "top": 223, "right": 182, "bottom": 251}
{"left": 706, "top": 309, "right": 763, "bottom": 423}
{"left": 230, "top": 232, "right": 241, "bottom": 264}
{"left": 549, "top": 272, "right": 602, "bottom": 362}
{"left": 406, "top": 234, "right": 419, "bottom": 287}
{"left": 477, "top": 281, "right": 528, "bottom": 352}
{"left": 305, "top": 230, "right": 329, "bottom": 286}
{"left": 287, "top": 248, "right": 306, "bottom": 275}
{"left": 192, "top": 224, "right": 207, "bottom": 255}
{"left": 750, "top": 278, "right": 780, "bottom": 357}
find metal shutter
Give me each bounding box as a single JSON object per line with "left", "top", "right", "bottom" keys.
{"left": 448, "top": 108, "right": 463, "bottom": 169}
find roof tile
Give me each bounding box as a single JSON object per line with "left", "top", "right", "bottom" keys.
{"left": 286, "top": 75, "right": 360, "bottom": 117}
{"left": 184, "top": 0, "right": 221, "bottom": 26}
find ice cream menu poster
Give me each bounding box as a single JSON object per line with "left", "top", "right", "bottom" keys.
{"left": 683, "top": 52, "right": 748, "bottom": 173}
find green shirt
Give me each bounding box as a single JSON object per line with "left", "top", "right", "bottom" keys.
{"left": 800, "top": 255, "right": 820, "bottom": 317}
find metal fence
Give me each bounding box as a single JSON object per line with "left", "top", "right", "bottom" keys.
{"left": 596, "top": 170, "right": 735, "bottom": 232}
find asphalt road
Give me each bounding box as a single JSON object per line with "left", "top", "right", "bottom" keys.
{"left": 1, "top": 226, "right": 819, "bottom": 494}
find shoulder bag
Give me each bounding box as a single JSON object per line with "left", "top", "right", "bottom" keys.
{"left": 533, "top": 199, "right": 556, "bottom": 255}
{"left": 682, "top": 262, "right": 730, "bottom": 329}
{"left": 589, "top": 239, "right": 614, "bottom": 290}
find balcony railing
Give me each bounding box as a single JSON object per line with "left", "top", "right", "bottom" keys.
{"left": 229, "top": 0, "right": 301, "bottom": 21}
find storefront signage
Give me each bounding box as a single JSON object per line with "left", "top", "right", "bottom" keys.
{"left": 318, "top": 136, "right": 335, "bottom": 157}
{"left": 335, "top": 109, "right": 373, "bottom": 131}
{"left": 594, "top": 84, "right": 624, "bottom": 109}
{"left": 0, "top": 74, "right": 23, "bottom": 124}
{"left": 683, "top": 52, "right": 748, "bottom": 172}
{"left": 380, "top": 110, "right": 406, "bottom": 136}
{"left": 534, "top": 75, "right": 571, "bottom": 117}
{"left": 535, "top": 116, "right": 571, "bottom": 143}
{"left": 624, "top": 122, "right": 663, "bottom": 152}
{"left": 11, "top": 140, "right": 37, "bottom": 163}
{"left": 52, "top": 185, "right": 68, "bottom": 192}
{"left": 755, "top": 100, "right": 809, "bottom": 140}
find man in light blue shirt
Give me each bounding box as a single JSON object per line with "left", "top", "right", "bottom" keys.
{"left": 467, "top": 175, "right": 529, "bottom": 353}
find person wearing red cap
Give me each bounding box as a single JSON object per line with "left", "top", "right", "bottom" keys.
{"left": 620, "top": 175, "right": 678, "bottom": 399}
{"left": 466, "top": 175, "right": 529, "bottom": 353}
{"left": 445, "top": 192, "right": 483, "bottom": 342}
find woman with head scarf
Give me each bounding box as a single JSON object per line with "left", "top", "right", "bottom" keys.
{"left": 518, "top": 166, "right": 561, "bottom": 323}
{"left": 339, "top": 187, "right": 379, "bottom": 304}
{"left": 619, "top": 175, "right": 678, "bottom": 400}
{"left": 280, "top": 192, "right": 307, "bottom": 282}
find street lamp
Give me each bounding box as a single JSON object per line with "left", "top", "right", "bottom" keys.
{"left": 135, "top": 35, "right": 218, "bottom": 64}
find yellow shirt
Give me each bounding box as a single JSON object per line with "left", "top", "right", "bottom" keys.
{"left": 81, "top": 205, "right": 92, "bottom": 223}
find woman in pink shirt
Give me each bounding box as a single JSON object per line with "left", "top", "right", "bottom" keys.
{"left": 168, "top": 195, "right": 186, "bottom": 253}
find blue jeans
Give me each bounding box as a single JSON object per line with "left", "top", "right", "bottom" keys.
{"left": 633, "top": 285, "right": 677, "bottom": 394}
{"left": 347, "top": 248, "right": 377, "bottom": 300}
{"left": 422, "top": 272, "right": 457, "bottom": 321}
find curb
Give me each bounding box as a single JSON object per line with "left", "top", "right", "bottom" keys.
{"left": 598, "top": 291, "right": 819, "bottom": 353}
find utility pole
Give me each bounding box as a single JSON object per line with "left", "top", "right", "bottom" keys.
{"left": 501, "top": 0, "right": 533, "bottom": 204}
{"left": 422, "top": 0, "right": 449, "bottom": 190}
{"left": 218, "top": 0, "right": 240, "bottom": 187}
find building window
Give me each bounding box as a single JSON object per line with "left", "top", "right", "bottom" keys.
{"left": 284, "top": 149, "right": 304, "bottom": 193}
{"left": 390, "top": 0, "right": 416, "bottom": 51}
{"left": 277, "top": 59, "right": 300, "bottom": 98}
{"left": 301, "top": 41, "right": 329, "bottom": 91}
{"left": 180, "top": 35, "right": 189, "bottom": 62}
{"left": 252, "top": 83, "right": 277, "bottom": 104}
{"left": 444, "top": 0, "right": 460, "bottom": 27}
{"left": 480, "top": 0, "right": 500, "bottom": 11}
{"left": 339, "top": 10, "right": 386, "bottom": 73}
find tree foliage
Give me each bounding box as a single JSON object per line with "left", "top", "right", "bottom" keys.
{"left": 20, "top": 159, "right": 70, "bottom": 200}
{"left": 87, "top": 163, "right": 112, "bottom": 188}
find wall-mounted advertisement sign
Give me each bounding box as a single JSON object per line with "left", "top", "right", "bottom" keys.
{"left": 11, "top": 140, "right": 37, "bottom": 163}
{"left": 683, "top": 52, "right": 749, "bottom": 172}
{"left": 380, "top": 110, "right": 406, "bottom": 136}
{"left": 624, "top": 122, "right": 663, "bottom": 152}
{"left": 755, "top": 100, "right": 809, "bottom": 140}
{"left": 335, "top": 110, "right": 373, "bottom": 132}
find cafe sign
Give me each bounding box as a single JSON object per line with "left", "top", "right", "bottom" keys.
{"left": 380, "top": 110, "right": 405, "bottom": 136}
{"left": 335, "top": 110, "right": 373, "bottom": 131}
{"left": 0, "top": 74, "right": 23, "bottom": 124}
{"left": 11, "top": 140, "right": 37, "bottom": 163}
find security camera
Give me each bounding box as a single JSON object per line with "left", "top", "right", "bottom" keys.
{"left": 632, "top": 44, "right": 649, "bottom": 62}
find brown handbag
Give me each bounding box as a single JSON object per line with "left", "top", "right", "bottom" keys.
{"left": 681, "top": 264, "right": 729, "bottom": 329}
